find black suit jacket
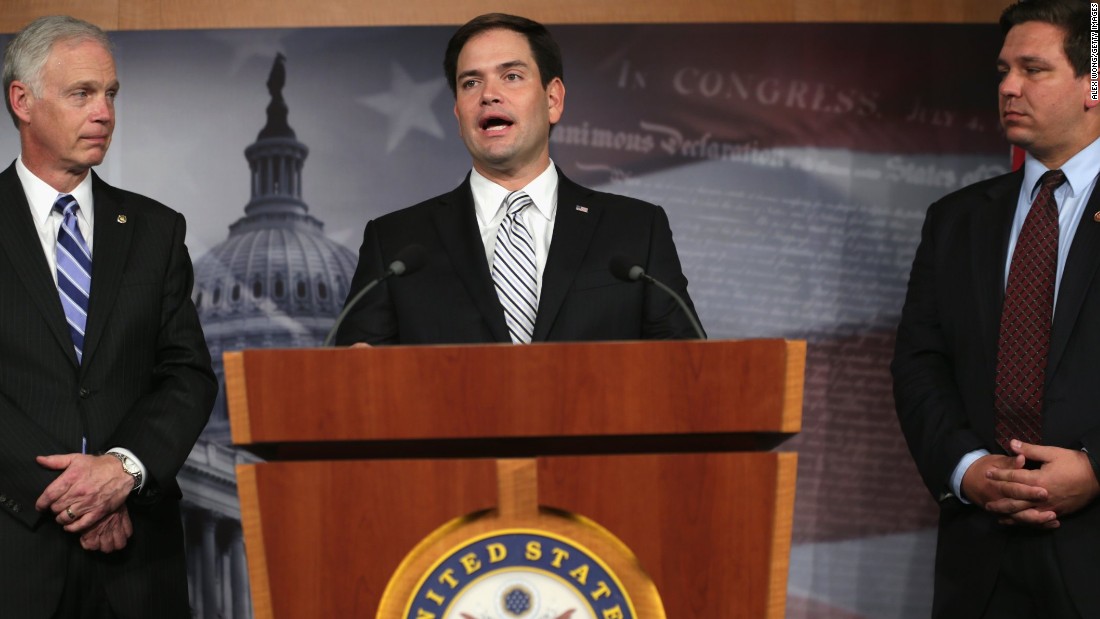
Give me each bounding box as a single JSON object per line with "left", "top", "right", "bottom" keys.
{"left": 892, "top": 168, "right": 1100, "bottom": 618}
{"left": 335, "top": 170, "right": 702, "bottom": 344}
{"left": 0, "top": 163, "right": 216, "bottom": 618}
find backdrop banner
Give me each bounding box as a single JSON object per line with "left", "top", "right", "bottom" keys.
{"left": 0, "top": 21, "right": 1005, "bottom": 619}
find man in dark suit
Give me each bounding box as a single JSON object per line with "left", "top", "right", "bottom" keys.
{"left": 892, "top": 1, "right": 1100, "bottom": 617}
{"left": 336, "top": 13, "right": 701, "bottom": 345}
{"left": 0, "top": 16, "right": 216, "bottom": 618}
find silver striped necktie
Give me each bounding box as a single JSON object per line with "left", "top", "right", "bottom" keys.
{"left": 491, "top": 190, "right": 538, "bottom": 344}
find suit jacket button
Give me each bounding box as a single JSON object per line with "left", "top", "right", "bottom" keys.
{"left": 79, "top": 388, "right": 90, "bottom": 399}
{"left": 10, "top": 503, "right": 19, "bottom": 513}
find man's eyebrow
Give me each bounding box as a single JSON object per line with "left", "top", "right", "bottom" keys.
{"left": 998, "top": 54, "right": 1054, "bottom": 66}
{"left": 456, "top": 68, "right": 482, "bottom": 82}
{"left": 457, "top": 59, "right": 530, "bottom": 82}
{"left": 65, "top": 79, "right": 121, "bottom": 91}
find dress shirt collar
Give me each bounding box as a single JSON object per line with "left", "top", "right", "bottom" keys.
{"left": 16, "top": 155, "right": 95, "bottom": 226}
{"left": 471, "top": 161, "right": 558, "bottom": 226}
{"left": 1022, "top": 136, "right": 1100, "bottom": 201}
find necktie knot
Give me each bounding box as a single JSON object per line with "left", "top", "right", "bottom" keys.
{"left": 1039, "top": 169, "right": 1066, "bottom": 193}
{"left": 505, "top": 191, "right": 534, "bottom": 217}
{"left": 53, "top": 194, "right": 80, "bottom": 218}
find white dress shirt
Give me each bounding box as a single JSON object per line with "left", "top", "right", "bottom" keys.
{"left": 16, "top": 156, "right": 95, "bottom": 284}
{"left": 470, "top": 161, "right": 558, "bottom": 301}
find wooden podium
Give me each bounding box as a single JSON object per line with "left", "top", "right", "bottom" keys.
{"left": 225, "top": 339, "right": 804, "bottom": 618}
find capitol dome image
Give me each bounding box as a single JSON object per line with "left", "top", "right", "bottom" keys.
{"left": 178, "top": 53, "right": 357, "bottom": 618}
{"left": 192, "top": 52, "right": 358, "bottom": 439}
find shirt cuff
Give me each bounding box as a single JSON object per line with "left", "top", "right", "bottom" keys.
{"left": 950, "top": 448, "right": 990, "bottom": 504}
{"left": 106, "top": 447, "right": 146, "bottom": 492}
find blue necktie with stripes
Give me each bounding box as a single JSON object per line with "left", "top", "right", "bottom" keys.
{"left": 492, "top": 191, "right": 538, "bottom": 344}
{"left": 54, "top": 194, "right": 92, "bottom": 363}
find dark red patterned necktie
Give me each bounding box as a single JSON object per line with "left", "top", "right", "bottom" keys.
{"left": 994, "top": 169, "right": 1065, "bottom": 452}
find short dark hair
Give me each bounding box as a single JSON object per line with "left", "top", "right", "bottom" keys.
{"left": 443, "top": 13, "right": 563, "bottom": 98}
{"left": 1000, "top": 0, "right": 1090, "bottom": 77}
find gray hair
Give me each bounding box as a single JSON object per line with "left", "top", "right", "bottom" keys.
{"left": 3, "top": 15, "right": 113, "bottom": 127}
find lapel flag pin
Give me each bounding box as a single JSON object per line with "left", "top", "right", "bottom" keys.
{"left": 117, "top": 215, "right": 127, "bottom": 224}
{"left": 575, "top": 205, "right": 588, "bottom": 213}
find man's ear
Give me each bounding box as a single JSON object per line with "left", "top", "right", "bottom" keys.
{"left": 8, "top": 81, "right": 33, "bottom": 124}
{"left": 546, "top": 77, "right": 565, "bottom": 125}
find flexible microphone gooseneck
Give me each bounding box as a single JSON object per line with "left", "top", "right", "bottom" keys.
{"left": 323, "top": 244, "right": 427, "bottom": 346}
{"left": 609, "top": 254, "right": 706, "bottom": 340}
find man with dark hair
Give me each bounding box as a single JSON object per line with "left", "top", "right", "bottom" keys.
{"left": 442, "top": 13, "right": 564, "bottom": 97}
{"left": 1000, "top": 0, "right": 1092, "bottom": 75}
{"left": 893, "top": 1, "right": 1100, "bottom": 617}
{"left": 337, "top": 13, "right": 702, "bottom": 345}
{"left": 0, "top": 15, "right": 216, "bottom": 618}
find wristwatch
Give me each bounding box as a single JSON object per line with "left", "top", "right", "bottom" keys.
{"left": 108, "top": 451, "right": 143, "bottom": 492}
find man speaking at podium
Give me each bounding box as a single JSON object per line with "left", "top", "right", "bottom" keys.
{"left": 335, "top": 13, "right": 703, "bottom": 346}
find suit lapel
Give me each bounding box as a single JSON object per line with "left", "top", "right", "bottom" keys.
{"left": 81, "top": 173, "right": 133, "bottom": 369}
{"left": 973, "top": 171, "right": 1022, "bottom": 359}
{"left": 532, "top": 172, "right": 600, "bottom": 342}
{"left": 0, "top": 163, "right": 79, "bottom": 365}
{"left": 432, "top": 179, "right": 510, "bottom": 342}
{"left": 1048, "top": 181, "right": 1100, "bottom": 378}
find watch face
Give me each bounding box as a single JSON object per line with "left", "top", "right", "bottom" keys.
{"left": 114, "top": 453, "right": 138, "bottom": 477}
{"left": 116, "top": 454, "right": 142, "bottom": 491}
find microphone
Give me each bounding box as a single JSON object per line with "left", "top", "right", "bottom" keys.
{"left": 323, "top": 244, "right": 427, "bottom": 346}
{"left": 384, "top": 243, "right": 427, "bottom": 277}
{"left": 609, "top": 254, "right": 706, "bottom": 340}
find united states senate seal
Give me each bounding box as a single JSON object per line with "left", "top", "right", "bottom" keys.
{"left": 402, "top": 530, "right": 636, "bottom": 619}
